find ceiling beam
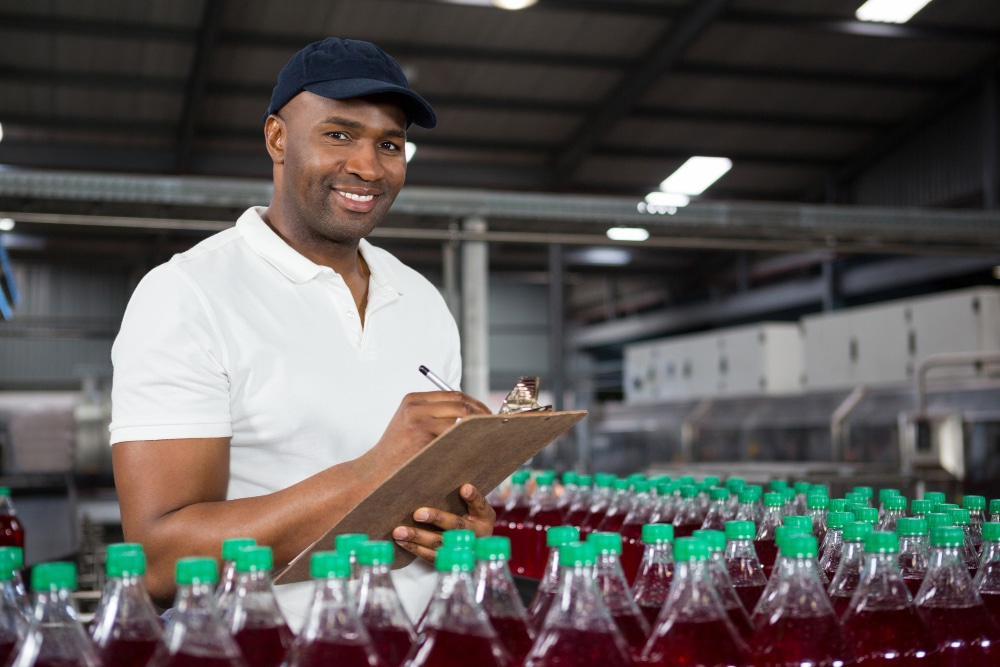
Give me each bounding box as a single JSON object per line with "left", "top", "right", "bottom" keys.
{"left": 175, "top": 0, "right": 226, "bottom": 174}
{"left": 551, "top": 0, "right": 730, "bottom": 185}
{"left": 675, "top": 62, "right": 953, "bottom": 89}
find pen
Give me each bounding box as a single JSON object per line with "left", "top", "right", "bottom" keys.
{"left": 419, "top": 365, "right": 457, "bottom": 392}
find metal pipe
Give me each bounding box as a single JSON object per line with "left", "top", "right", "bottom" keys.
{"left": 915, "top": 351, "right": 1000, "bottom": 414}
{"left": 461, "top": 216, "right": 490, "bottom": 401}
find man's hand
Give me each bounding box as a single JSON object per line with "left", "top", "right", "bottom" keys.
{"left": 369, "top": 391, "right": 491, "bottom": 465}
{"left": 392, "top": 483, "right": 496, "bottom": 562}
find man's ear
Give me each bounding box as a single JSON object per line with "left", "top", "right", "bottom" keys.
{"left": 264, "top": 115, "right": 285, "bottom": 164}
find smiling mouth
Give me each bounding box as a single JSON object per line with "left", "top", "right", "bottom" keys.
{"left": 338, "top": 191, "right": 375, "bottom": 202}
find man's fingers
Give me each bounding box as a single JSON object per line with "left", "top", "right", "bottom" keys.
{"left": 412, "top": 508, "right": 468, "bottom": 531}
{"left": 460, "top": 484, "right": 495, "bottom": 522}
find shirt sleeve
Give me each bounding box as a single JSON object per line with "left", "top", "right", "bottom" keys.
{"left": 109, "top": 263, "right": 233, "bottom": 445}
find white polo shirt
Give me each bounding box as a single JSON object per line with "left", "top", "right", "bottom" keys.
{"left": 110, "top": 206, "right": 461, "bottom": 629}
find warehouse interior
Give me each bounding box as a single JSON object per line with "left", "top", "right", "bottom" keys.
{"left": 0, "top": 0, "right": 999, "bottom": 576}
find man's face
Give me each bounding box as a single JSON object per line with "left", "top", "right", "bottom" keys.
{"left": 271, "top": 91, "right": 408, "bottom": 246}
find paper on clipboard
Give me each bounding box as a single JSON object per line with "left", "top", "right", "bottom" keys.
{"left": 274, "top": 409, "right": 587, "bottom": 585}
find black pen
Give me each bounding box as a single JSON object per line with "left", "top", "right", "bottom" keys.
{"left": 419, "top": 365, "right": 457, "bottom": 392}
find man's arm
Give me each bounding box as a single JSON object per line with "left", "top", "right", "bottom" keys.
{"left": 113, "top": 390, "right": 492, "bottom": 605}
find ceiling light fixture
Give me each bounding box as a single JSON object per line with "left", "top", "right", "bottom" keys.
{"left": 0, "top": 121, "right": 4, "bottom": 143}
{"left": 492, "top": 0, "right": 538, "bottom": 8}
{"left": 405, "top": 142, "right": 417, "bottom": 163}
{"left": 855, "top": 0, "right": 934, "bottom": 23}
{"left": 571, "top": 248, "right": 632, "bottom": 266}
{"left": 644, "top": 191, "right": 690, "bottom": 208}
{"left": 606, "top": 226, "right": 649, "bottom": 242}
{"left": 0, "top": 219, "right": 14, "bottom": 232}
{"left": 659, "top": 156, "right": 733, "bottom": 196}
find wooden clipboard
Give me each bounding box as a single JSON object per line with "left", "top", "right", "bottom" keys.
{"left": 274, "top": 409, "right": 587, "bottom": 585}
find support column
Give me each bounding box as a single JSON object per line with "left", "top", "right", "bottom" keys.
{"left": 822, "top": 259, "right": 842, "bottom": 312}
{"left": 442, "top": 223, "right": 459, "bottom": 320}
{"left": 984, "top": 75, "right": 999, "bottom": 210}
{"left": 548, "top": 244, "right": 565, "bottom": 412}
{"left": 461, "top": 216, "right": 489, "bottom": 401}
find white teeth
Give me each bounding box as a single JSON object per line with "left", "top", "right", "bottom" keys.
{"left": 339, "top": 191, "right": 374, "bottom": 202}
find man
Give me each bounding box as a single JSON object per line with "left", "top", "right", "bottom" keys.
{"left": 109, "top": 37, "right": 494, "bottom": 629}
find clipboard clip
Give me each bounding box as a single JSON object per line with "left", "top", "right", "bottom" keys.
{"left": 498, "top": 376, "right": 553, "bottom": 414}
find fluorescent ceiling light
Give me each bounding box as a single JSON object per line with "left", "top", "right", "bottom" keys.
{"left": 405, "top": 142, "right": 417, "bottom": 163}
{"left": 0, "top": 219, "right": 13, "bottom": 232}
{"left": 659, "top": 156, "right": 732, "bottom": 196}
{"left": 606, "top": 226, "right": 649, "bottom": 242}
{"left": 492, "top": 0, "right": 537, "bottom": 8}
{"left": 855, "top": 0, "right": 934, "bottom": 23}
{"left": 0, "top": 121, "right": 4, "bottom": 143}
{"left": 571, "top": 248, "right": 632, "bottom": 266}
{"left": 644, "top": 191, "right": 690, "bottom": 208}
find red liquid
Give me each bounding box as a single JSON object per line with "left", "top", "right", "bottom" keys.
{"left": 982, "top": 591, "right": 1000, "bottom": 627}
{"left": 831, "top": 593, "right": 853, "bottom": 619}
{"left": 842, "top": 607, "right": 936, "bottom": 666}
{"left": 287, "top": 639, "right": 381, "bottom": 666}
{"left": 562, "top": 508, "right": 588, "bottom": 528}
{"left": 0, "top": 640, "right": 14, "bottom": 665}
{"left": 619, "top": 523, "right": 644, "bottom": 585}
{"left": 234, "top": 625, "right": 294, "bottom": 667}
{"left": 639, "top": 602, "right": 661, "bottom": 628}
{"left": 503, "top": 506, "right": 532, "bottom": 577}
{"left": 734, "top": 584, "right": 766, "bottom": 615}
{"left": 526, "top": 589, "right": 557, "bottom": 633}
{"left": 751, "top": 614, "right": 850, "bottom": 666}
{"left": 918, "top": 605, "right": 1000, "bottom": 666}
{"left": 597, "top": 509, "right": 627, "bottom": 534}
{"left": 488, "top": 615, "right": 534, "bottom": 665}
{"left": 527, "top": 627, "right": 632, "bottom": 666}
{"left": 159, "top": 655, "right": 245, "bottom": 667}
{"left": 755, "top": 539, "right": 777, "bottom": 579}
{"left": 611, "top": 611, "right": 649, "bottom": 656}
{"left": 725, "top": 604, "right": 754, "bottom": 642}
{"left": 643, "top": 617, "right": 752, "bottom": 666}
{"left": 672, "top": 520, "right": 700, "bottom": 540}
{"left": 0, "top": 514, "right": 23, "bottom": 548}
{"left": 524, "top": 508, "right": 563, "bottom": 579}
{"left": 365, "top": 626, "right": 414, "bottom": 667}
{"left": 904, "top": 577, "right": 924, "bottom": 599}
{"left": 98, "top": 637, "right": 161, "bottom": 667}
{"left": 407, "top": 628, "right": 507, "bottom": 667}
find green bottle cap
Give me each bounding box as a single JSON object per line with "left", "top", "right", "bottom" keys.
{"left": 0, "top": 548, "right": 19, "bottom": 580}
{"left": 948, "top": 509, "right": 971, "bottom": 526}
{"left": 107, "top": 550, "right": 146, "bottom": 578}
{"left": 845, "top": 492, "right": 865, "bottom": 505}
{"left": 175, "top": 557, "right": 217, "bottom": 586}
{"left": 633, "top": 480, "right": 651, "bottom": 494}
{"left": 594, "top": 473, "right": 615, "bottom": 488}
{"left": 784, "top": 516, "right": 813, "bottom": 533}
{"left": 780, "top": 535, "right": 818, "bottom": 558}
{"left": 911, "top": 499, "right": 934, "bottom": 515}
{"left": 434, "top": 546, "right": 474, "bottom": 573}
{"left": 222, "top": 538, "right": 256, "bottom": 561}
{"left": 991, "top": 499, "right": 1000, "bottom": 515}
{"left": 884, "top": 496, "right": 907, "bottom": 511}
{"left": 679, "top": 485, "right": 698, "bottom": 499}
{"left": 335, "top": 533, "right": 369, "bottom": 556}
{"left": 234, "top": 545, "right": 273, "bottom": 573}
{"left": 737, "top": 488, "right": 757, "bottom": 503}
{"left": 561, "top": 471, "right": 578, "bottom": 485}
{"left": 8, "top": 547, "right": 21, "bottom": 570}
{"left": 935, "top": 503, "right": 959, "bottom": 514}
{"left": 864, "top": 531, "right": 898, "bottom": 554}
{"left": 926, "top": 512, "right": 954, "bottom": 530}
{"left": 775, "top": 525, "right": 807, "bottom": 548}
{"left": 642, "top": 523, "right": 674, "bottom": 544}
{"left": 674, "top": 537, "right": 709, "bottom": 561}
{"left": 929, "top": 526, "right": 964, "bottom": 548}
{"left": 692, "top": 529, "right": 726, "bottom": 552}
{"left": 311, "top": 551, "right": 351, "bottom": 579}
{"left": 982, "top": 522, "right": 1000, "bottom": 543}
{"left": 782, "top": 488, "right": 797, "bottom": 504}
{"left": 703, "top": 476, "right": 720, "bottom": 487}
{"left": 854, "top": 486, "right": 874, "bottom": 500}
{"left": 511, "top": 470, "right": 530, "bottom": 485}
{"left": 678, "top": 475, "right": 696, "bottom": 485}
{"left": 725, "top": 520, "right": 756, "bottom": 541}
{"left": 475, "top": 536, "right": 511, "bottom": 561}
{"left": 442, "top": 530, "right": 476, "bottom": 548}
{"left": 810, "top": 485, "right": 830, "bottom": 497}
{"left": 547, "top": 525, "right": 580, "bottom": 547}
{"left": 854, "top": 507, "right": 879, "bottom": 524}
{"left": 897, "top": 517, "right": 928, "bottom": 537}
{"left": 656, "top": 480, "right": 673, "bottom": 496}
{"left": 923, "top": 491, "right": 946, "bottom": 504}
{"left": 358, "top": 540, "right": 395, "bottom": 566}
{"left": 0, "top": 487, "right": 10, "bottom": 497}
{"left": 709, "top": 487, "right": 729, "bottom": 501}
{"left": 764, "top": 492, "right": 784, "bottom": 507}
{"left": 577, "top": 475, "right": 592, "bottom": 486}
{"left": 826, "top": 511, "right": 854, "bottom": 530}
{"left": 746, "top": 485, "right": 763, "bottom": 500}
{"left": 31, "top": 562, "right": 76, "bottom": 592}
{"left": 587, "top": 531, "right": 623, "bottom": 555}
{"left": 807, "top": 495, "right": 829, "bottom": 510}
{"left": 829, "top": 499, "right": 848, "bottom": 513}
{"left": 559, "top": 541, "right": 596, "bottom": 568}
{"left": 963, "top": 495, "right": 986, "bottom": 511}
{"left": 612, "top": 479, "right": 630, "bottom": 492}
{"left": 535, "top": 471, "right": 556, "bottom": 486}
{"left": 843, "top": 521, "right": 873, "bottom": 542}
{"left": 793, "top": 482, "right": 811, "bottom": 494}
{"left": 726, "top": 478, "right": 746, "bottom": 492}
{"left": 770, "top": 480, "right": 788, "bottom": 492}
{"left": 879, "top": 489, "right": 901, "bottom": 503}
{"left": 107, "top": 543, "right": 143, "bottom": 559}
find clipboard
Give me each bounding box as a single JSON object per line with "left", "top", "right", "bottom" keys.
{"left": 274, "top": 409, "right": 587, "bottom": 585}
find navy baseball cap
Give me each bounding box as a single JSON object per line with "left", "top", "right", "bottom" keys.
{"left": 265, "top": 38, "right": 437, "bottom": 129}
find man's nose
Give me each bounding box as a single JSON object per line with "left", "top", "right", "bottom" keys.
{"left": 343, "top": 142, "right": 383, "bottom": 182}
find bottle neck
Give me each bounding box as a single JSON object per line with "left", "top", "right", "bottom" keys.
{"left": 926, "top": 544, "right": 966, "bottom": 572}
{"left": 642, "top": 542, "right": 674, "bottom": 563}
{"left": 423, "top": 569, "right": 492, "bottom": 635}
{"left": 725, "top": 538, "right": 761, "bottom": 562}
{"left": 981, "top": 541, "right": 1000, "bottom": 564}
{"left": 175, "top": 581, "right": 219, "bottom": 614}
{"left": 31, "top": 586, "right": 79, "bottom": 624}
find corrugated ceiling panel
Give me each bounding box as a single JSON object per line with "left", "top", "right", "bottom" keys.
{"left": 424, "top": 108, "right": 581, "bottom": 144}
{"left": 0, "top": 0, "right": 204, "bottom": 26}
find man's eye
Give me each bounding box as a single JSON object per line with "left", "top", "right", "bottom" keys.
{"left": 327, "top": 131, "right": 348, "bottom": 140}
{"left": 381, "top": 142, "right": 401, "bottom": 152}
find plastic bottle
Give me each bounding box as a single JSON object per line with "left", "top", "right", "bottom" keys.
{"left": 828, "top": 521, "right": 874, "bottom": 618}
{"left": 335, "top": 533, "right": 370, "bottom": 588}
{"left": 750, "top": 535, "right": 852, "bottom": 667}
{"left": 806, "top": 493, "right": 830, "bottom": 545}
{"left": 650, "top": 479, "right": 678, "bottom": 525}
{"left": 975, "top": 522, "right": 1000, "bottom": 627}
{"left": 597, "top": 479, "right": 632, "bottom": 534}
{"left": 754, "top": 492, "right": 785, "bottom": 579}
{"left": 922, "top": 491, "right": 946, "bottom": 506}
{"left": 700, "top": 487, "right": 731, "bottom": 533}
{"left": 220, "top": 546, "right": 293, "bottom": 667}
{"left": 523, "top": 472, "right": 563, "bottom": 579}
{"left": 618, "top": 480, "right": 655, "bottom": 585}
{"left": 524, "top": 525, "right": 578, "bottom": 634}
{"left": 897, "top": 517, "right": 929, "bottom": 598}
{"left": 4, "top": 546, "right": 29, "bottom": 621}
{"left": 522, "top": 541, "right": 632, "bottom": 667}
{"left": 561, "top": 476, "right": 591, "bottom": 527}
{"left": 915, "top": 526, "right": 1000, "bottom": 664}
{"left": 355, "top": 540, "right": 416, "bottom": 667}
{"left": 963, "top": 495, "right": 986, "bottom": 551}
{"left": 586, "top": 531, "right": 649, "bottom": 659}
{"left": 672, "top": 484, "right": 703, "bottom": 539}
{"left": 0, "top": 488, "right": 24, "bottom": 550}
{"left": 990, "top": 498, "right": 1000, "bottom": 523}
{"left": 725, "top": 477, "right": 746, "bottom": 519}
{"left": 0, "top": 547, "right": 26, "bottom": 664}
{"left": 819, "top": 510, "right": 853, "bottom": 582}
{"left": 281, "top": 551, "right": 382, "bottom": 667}
{"left": 473, "top": 536, "right": 533, "bottom": 666}
{"left": 877, "top": 488, "right": 900, "bottom": 521}
{"left": 578, "top": 473, "right": 615, "bottom": 537}
{"left": 693, "top": 529, "right": 753, "bottom": 642}
{"left": 948, "top": 508, "right": 980, "bottom": 577}
{"left": 641, "top": 537, "right": 752, "bottom": 667}
{"left": 407, "top": 546, "right": 509, "bottom": 667}
{"left": 854, "top": 486, "right": 874, "bottom": 506}
{"left": 877, "top": 495, "right": 907, "bottom": 533}
{"left": 631, "top": 523, "right": 675, "bottom": 627}
{"left": 724, "top": 520, "right": 768, "bottom": 618}
{"left": 9, "top": 562, "right": 101, "bottom": 667}
{"left": 90, "top": 546, "right": 163, "bottom": 667}
{"left": 556, "top": 471, "right": 579, "bottom": 517}
{"left": 910, "top": 499, "right": 933, "bottom": 520}
{"left": 734, "top": 486, "right": 761, "bottom": 527}
{"left": 841, "top": 530, "right": 936, "bottom": 665}
{"left": 496, "top": 471, "right": 532, "bottom": 575}
{"left": 216, "top": 537, "right": 256, "bottom": 608}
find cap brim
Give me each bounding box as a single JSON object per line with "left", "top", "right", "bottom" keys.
{"left": 304, "top": 78, "right": 437, "bottom": 129}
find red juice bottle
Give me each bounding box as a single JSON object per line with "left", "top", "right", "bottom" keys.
{"left": 499, "top": 472, "right": 533, "bottom": 577}
{"left": 148, "top": 558, "right": 246, "bottom": 667}
{"left": 672, "top": 484, "right": 703, "bottom": 539}
{"left": 407, "top": 547, "right": 509, "bottom": 667}
{"left": 555, "top": 472, "right": 579, "bottom": 518}
{"left": 473, "top": 537, "right": 534, "bottom": 665}
{"left": 355, "top": 541, "right": 416, "bottom": 667}
{"left": 0, "top": 488, "right": 24, "bottom": 550}
{"left": 700, "top": 487, "right": 731, "bottom": 532}
{"left": 587, "top": 531, "right": 649, "bottom": 659}
{"left": 642, "top": 537, "right": 751, "bottom": 667}
{"left": 215, "top": 537, "right": 256, "bottom": 610}
{"left": 725, "top": 478, "right": 746, "bottom": 519}
{"left": 524, "top": 472, "right": 564, "bottom": 579}
{"left": 618, "top": 480, "right": 655, "bottom": 584}
{"left": 841, "top": 530, "right": 937, "bottom": 666}
{"left": 976, "top": 522, "right": 1000, "bottom": 626}
{"left": 754, "top": 492, "right": 785, "bottom": 579}
{"left": 734, "top": 486, "right": 762, "bottom": 527}
{"left": 282, "top": 551, "right": 382, "bottom": 667}
{"left": 0, "top": 548, "right": 25, "bottom": 665}
{"left": 561, "top": 475, "right": 591, "bottom": 527}
{"left": 897, "top": 518, "right": 929, "bottom": 598}
{"left": 807, "top": 492, "right": 830, "bottom": 545}
{"left": 631, "top": 523, "right": 675, "bottom": 627}
{"left": 523, "top": 541, "right": 633, "bottom": 667}
{"left": 724, "top": 520, "right": 768, "bottom": 616}
{"left": 828, "top": 521, "right": 873, "bottom": 618}
{"left": 525, "top": 525, "right": 578, "bottom": 633}
{"left": 578, "top": 474, "right": 615, "bottom": 537}
{"left": 990, "top": 498, "right": 1000, "bottom": 523}
{"left": 963, "top": 495, "right": 986, "bottom": 552}
{"left": 650, "top": 479, "right": 678, "bottom": 525}
{"left": 597, "top": 479, "right": 632, "bottom": 534}
{"left": 750, "top": 535, "right": 852, "bottom": 667}
{"left": 948, "top": 508, "right": 980, "bottom": 577}
{"left": 220, "top": 546, "right": 293, "bottom": 667}
{"left": 820, "top": 510, "right": 853, "bottom": 582}
{"left": 693, "top": 529, "right": 753, "bottom": 642}
{"left": 89, "top": 546, "right": 162, "bottom": 667}
{"left": 878, "top": 495, "right": 908, "bottom": 533}
{"left": 915, "top": 526, "right": 1000, "bottom": 665}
